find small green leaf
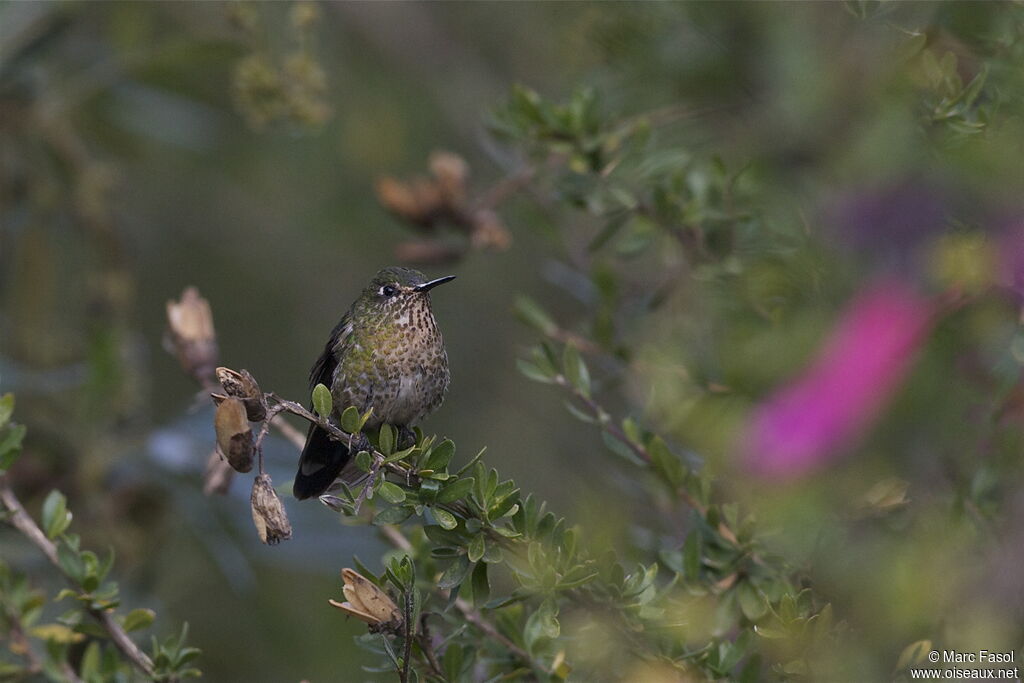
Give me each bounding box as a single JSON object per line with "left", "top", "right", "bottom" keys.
{"left": 524, "top": 598, "right": 560, "bottom": 649}
{"left": 42, "top": 490, "right": 71, "bottom": 540}
{"left": 425, "top": 439, "right": 455, "bottom": 471}
{"left": 437, "top": 477, "right": 475, "bottom": 504}
{"left": 311, "top": 384, "right": 332, "bottom": 419}
{"left": 122, "top": 609, "right": 156, "bottom": 632}
{"left": 467, "top": 534, "right": 486, "bottom": 563}
{"left": 378, "top": 482, "right": 407, "bottom": 504}
{"left": 354, "top": 450, "right": 372, "bottom": 472}
{"left": 516, "top": 359, "right": 555, "bottom": 384}
{"left": 471, "top": 561, "right": 490, "bottom": 606}
{"left": 432, "top": 507, "right": 458, "bottom": 530}
{"left": 562, "top": 343, "right": 591, "bottom": 397}
{"left": 437, "top": 557, "right": 471, "bottom": 590}
{"left": 374, "top": 506, "right": 413, "bottom": 525}
{"left": 378, "top": 425, "right": 395, "bottom": 456}
{"left": 57, "top": 544, "right": 85, "bottom": 585}
{"left": 340, "top": 406, "right": 361, "bottom": 433}
{"left": 0, "top": 424, "right": 26, "bottom": 472}
{"left": 513, "top": 296, "right": 558, "bottom": 335}
{"left": 737, "top": 582, "right": 767, "bottom": 621}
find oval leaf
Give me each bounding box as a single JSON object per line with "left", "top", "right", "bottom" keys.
{"left": 312, "top": 384, "right": 333, "bottom": 419}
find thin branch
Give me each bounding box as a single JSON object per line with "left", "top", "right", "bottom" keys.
{"left": 553, "top": 375, "right": 745, "bottom": 545}
{"left": 0, "top": 485, "right": 157, "bottom": 679}
{"left": 2, "top": 603, "right": 50, "bottom": 679}
{"left": 353, "top": 453, "right": 384, "bottom": 515}
{"left": 453, "top": 596, "right": 542, "bottom": 674}
{"left": 417, "top": 614, "right": 445, "bottom": 680}
{"left": 474, "top": 166, "right": 535, "bottom": 212}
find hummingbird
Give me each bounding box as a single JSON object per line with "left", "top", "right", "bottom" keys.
{"left": 293, "top": 267, "right": 455, "bottom": 500}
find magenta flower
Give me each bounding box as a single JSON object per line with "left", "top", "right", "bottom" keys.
{"left": 743, "top": 280, "right": 935, "bottom": 479}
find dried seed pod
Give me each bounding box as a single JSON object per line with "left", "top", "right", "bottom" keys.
{"left": 376, "top": 177, "right": 425, "bottom": 223}
{"left": 429, "top": 150, "right": 469, "bottom": 207}
{"left": 214, "top": 398, "right": 254, "bottom": 473}
{"left": 166, "top": 287, "right": 218, "bottom": 380}
{"left": 251, "top": 474, "right": 292, "bottom": 545}
{"left": 470, "top": 209, "right": 512, "bottom": 251}
{"left": 329, "top": 568, "right": 402, "bottom": 630}
{"left": 215, "top": 367, "right": 266, "bottom": 421}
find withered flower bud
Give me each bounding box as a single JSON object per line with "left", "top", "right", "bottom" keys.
{"left": 375, "top": 177, "right": 444, "bottom": 228}
{"left": 215, "top": 367, "right": 266, "bottom": 421}
{"left": 329, "top": 568, "right": 402, "bottom": 631}
{"left": 470, "top": 209, "right": 512, "bottom": 251}
{"left": 203, "top": 449, "right": 234, "bottom": 496}
{"left": 214, "top": 398, "right": 254, "bottom": 473}
{"left": 376, "top": 177, "right": 424, "bottom": 223}
{"left": 251, "top": 474, "right": 292, "bottom": 545}
{"left": 166, "top": 287, "right": 218, "bottom": 381}
{"left": 429, "top": 150, "right": 469, "bottom": 207}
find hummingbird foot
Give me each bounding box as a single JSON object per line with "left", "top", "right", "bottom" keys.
{"left": 348, "top": 431, "right": 372, "bottom": 456}
{"left": 397, "top": 426, "right": 417, "bottom": 451}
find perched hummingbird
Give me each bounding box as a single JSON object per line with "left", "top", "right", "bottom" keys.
{"left": 293, "top": 267, "right": 455, "bottom": 500}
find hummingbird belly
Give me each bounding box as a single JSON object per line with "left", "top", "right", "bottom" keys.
{"left": 342, "top": 362, "right": 447, "bottom": 429}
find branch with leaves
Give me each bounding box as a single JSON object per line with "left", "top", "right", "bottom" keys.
{"left": 0, "top": 394, "right": 200, "bottom": 682}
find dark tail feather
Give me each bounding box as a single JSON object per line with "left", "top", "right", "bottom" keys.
{"left": 293, "top": 424, "right": 350, "bottom": 500}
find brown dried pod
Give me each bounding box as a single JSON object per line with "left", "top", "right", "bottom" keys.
{"left": 428, "top": 150, "right": 469, "bottom": 207}
{"left": 214, "top": 398, "right": 254, "bottom": 473}
{"left": 166, "top": 287, "right": 218, "bottom": 380}
{"left": 251, "top": 474, "right": 292, "bottom": 545}
{"left": 328, "top": 568, "right": 402, "bottom": 630}
{"left": 376, "top": 177, "right": 425, "bottom": 223}
{"left": 470, "top": 209, "right": 512, "bottom": 251}
{"left": 215, "top": 367, "right": 266, "bottom": 421}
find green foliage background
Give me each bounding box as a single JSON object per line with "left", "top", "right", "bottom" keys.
{"left": 2, "top": 2, "right": 1024, "bottom": 681}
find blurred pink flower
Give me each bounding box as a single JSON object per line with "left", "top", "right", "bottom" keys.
{"left": 743, "top": 280, "right": 935, "bottom": 479}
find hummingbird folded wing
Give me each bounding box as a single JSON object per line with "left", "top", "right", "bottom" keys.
{"left": 293, "top": 316, "right": 353, "bottom": 500}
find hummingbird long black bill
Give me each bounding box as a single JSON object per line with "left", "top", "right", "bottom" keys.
{"left": 413, "top": 275, "right": 456, "bottom": 292}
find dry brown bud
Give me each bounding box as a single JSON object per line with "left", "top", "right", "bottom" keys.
{"left": 215, "top": 367, "right": 266, "bottom": 421}
{"left": 376, "top": 177, "right": 427, "bottom": 223}
{"left": 329, "top": 568, "right": 402, "bottom": 630}
{"left": 214, "top": 398, "right": 254, "bottom": 473}
{"left": 470, "top": 209, "right": 512, "bottom": 251}
{"left": 429, "top": 150, "right": 469, "bottom": 207}
{"left": 251, "top": 474, "right": 292, "bottom": 545}
{"left": 166, "top": 287, "right": 218, "bottom": 381}
{"left": 203, "top": 449, "right": 234, "bottom": 496}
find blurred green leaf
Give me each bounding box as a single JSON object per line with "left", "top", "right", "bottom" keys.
{"left": 42, "top": 490, "right": 71, "bottom": 540}
{"left": 122, "top": 609, "right": 156, "bottom": 632}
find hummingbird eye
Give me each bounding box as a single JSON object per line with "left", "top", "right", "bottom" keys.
{"left": 380, "top": 284, "right": 398, "bottom": 297}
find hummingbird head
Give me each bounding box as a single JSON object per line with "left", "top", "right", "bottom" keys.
{"left": 356, "top": 267, "right": 456, "bottom": 319}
